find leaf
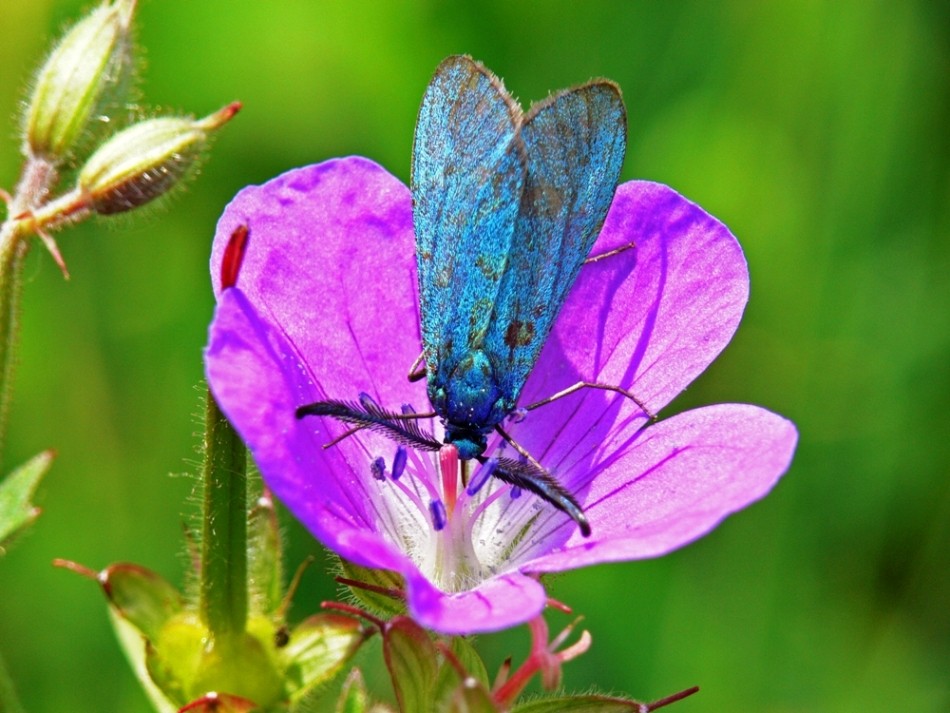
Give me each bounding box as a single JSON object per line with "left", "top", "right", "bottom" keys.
{"left": 338, "top": 558, "right": 407, "bottom": 618}
{"left": 382, "top": 617, "right": 440, "bottom": 713}
{"left": 102, "top": 563, "right": 184, "bottom": 641}
{"left": 446, "top": 678, "right": 498, "bottom": 713}
{"left": 283, "top": 613, "right": 366, "bottom": 701}
{"left": 109, "top": 608, "right": 180, "bottom": 713}
{"left": 247, "top": 488, "right": 283, "bottom": 616}
{"left": 0, "top": 450, "right": 53, "bottom": 550}
{"left": 335, "top": 669, "right": 369, "bottom": 713}
{"left": 448, "top": 637, "right": 490, "bottom": 688}
{"left": 513, "top": 695, "right": 649, "bottom": 712}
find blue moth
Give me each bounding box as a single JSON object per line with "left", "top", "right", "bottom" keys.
{"left": 298, "top": 55, "right": 629, "bottom": 537}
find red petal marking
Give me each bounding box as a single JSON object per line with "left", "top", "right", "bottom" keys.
{"left": 221, "top": 224, "right": 249, "bottom": 289}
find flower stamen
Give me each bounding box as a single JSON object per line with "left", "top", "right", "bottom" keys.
{"left": 466, "top": 457, "right": 497, "bottom": 496}
{"left": 370, "top": 456, "right": 386, "bottom": 481}
{"left": 391, "top": 446, "right": 407, "bottom": 480}
{"left": 429, "top": 499, "right": 447, "bottom": 531}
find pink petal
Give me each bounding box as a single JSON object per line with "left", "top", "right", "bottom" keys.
{"left": 403, "top": 570, "right": 548, "bottom": 635}
{"left": 523, "top": 403, "right": 798, "bottom": 572}
{"left": 209, "top": 158, "right": 423, "bottom": 408}
{"left": 208, "top": 291, "right": 549, "bottom": 634}
{"left": 516, "top": 180, "right": 749, "bottom": 488}
{"left": 205, "top": 158, "right": 428, "bottom": 559}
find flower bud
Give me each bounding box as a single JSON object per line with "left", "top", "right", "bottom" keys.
{"left": 24, "top": 0, "right": 136, "bottom": 161}
{"left": 77, "top": 102, "right": 241, "bottom": 215}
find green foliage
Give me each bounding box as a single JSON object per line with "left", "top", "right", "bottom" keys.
{"left": 0, "top": 450, "right": 52, "bottom": 550}
{"left": 0, "top": 1, "right": 947, "bottom": 712}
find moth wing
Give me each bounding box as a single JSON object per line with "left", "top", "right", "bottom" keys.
{"left": 411, "top": 55, "right": 526, "bottom": 382}
{"left": 486, "top": 81, "right": 627, "bottom": 403}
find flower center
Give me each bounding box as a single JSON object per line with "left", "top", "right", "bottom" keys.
{"left": 365, "top": 438, "right": 531, "bottom": 593}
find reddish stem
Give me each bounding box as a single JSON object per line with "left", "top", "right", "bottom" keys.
{"left": 647, "top": 686, "right": 700, "bottom": 711}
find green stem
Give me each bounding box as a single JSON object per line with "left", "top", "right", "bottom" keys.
{"left": 0, "top": 157, "right": 57, "bottom": 465}
{"left": 199, "top": 390, "right": 248, "bottom": 640}
{"left": 0, "top": 645, "right": 26, "bottom": 713}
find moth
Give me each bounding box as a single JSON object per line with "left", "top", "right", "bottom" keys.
{"left": 299, "top": 56, "right": 631, "bottom": 536}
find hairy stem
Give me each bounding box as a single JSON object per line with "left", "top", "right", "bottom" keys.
{"left": 0, "top": 157, "right": 57, "bottom": 464}
{"left": 199, "top": 391, "right": 248, "bottom": 640}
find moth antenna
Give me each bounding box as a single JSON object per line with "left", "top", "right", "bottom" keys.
{"left": 296, "top": 399, "right": 442, "bottom": 452}
{"left": 488, "top": 455, "right": 591, "bottom": 537}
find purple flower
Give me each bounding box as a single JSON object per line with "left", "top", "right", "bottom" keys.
{"left": 204, "top": 157, "right": 797, "bottom": 635}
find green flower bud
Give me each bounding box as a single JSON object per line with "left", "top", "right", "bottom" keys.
{"left": 77, "top": 102, "right": 241, "bottom": 215}
{"left": 24, "top": 0, "right": 136, "bottom": 161}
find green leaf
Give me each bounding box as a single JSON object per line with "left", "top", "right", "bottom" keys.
{"left": 383, "top": 617, "right": 440, "bottom": 713}
{"left": 513, "top": 695, "right": 650, "bottom": 712}
{"left": 430, "top": 636, "right": 491, "bottom": 708}
{"left": 513, "top": 696, "right": 648, "bottom": 713}
{"left": 0, "top": 450, "right": 53, "bottom": 550}
{"left": 101, "top": 563, "right": 183, "bottom": 641}
{"left": 335, "top": 669, "right": 369, "bottom": 713}
{"left": 446, "top": 678, "right": 498, "bottom": 713}
{"left": 283, "top": 613, "right": 367, "bottom": 701}
{"left": 338, "top": 558, "right": 407, "bottom": 618}
{"left": 514, "top": 687, "right": 700, "bottom": 712}
{"left": 247, "top": 488, "right": 283, "bottom": 616}
{"left": 448, "top": 636, "right": 490, "bottom": 687}
{"left": 109, "top": 608, "right": 179, "bottom": 713}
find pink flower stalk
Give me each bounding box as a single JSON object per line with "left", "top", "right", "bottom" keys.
{"left": 204, "top": 157, "right": 797, "bottom": 634}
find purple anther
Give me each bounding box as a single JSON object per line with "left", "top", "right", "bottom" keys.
{"left": 429, "top": 499, "right": 447, "bottom": 531}
{"left": 510, "top": 486, "right": 522, "bottom": 499}
{"left": 391, "top": 446, "right": 407, "bottom": 480}
{"left": 401, "top": 403, "right": 416, "bottom": 415}
{"left": 466, "top": 458, "right": 498, "bottom": 496}
{"left": 359, "top": 392, "right": 380, "bottom": 410}
{"left": 370, "top": 456, "right": 386, "bottom": 481}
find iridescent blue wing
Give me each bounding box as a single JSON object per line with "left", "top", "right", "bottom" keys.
{"left": 485, "top": 82, "right": 627, "bottom": 404}
{"left": 411, "top": 55, "right": 526, "bottom": 385}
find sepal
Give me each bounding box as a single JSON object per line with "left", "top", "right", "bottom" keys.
{"left": 337, "top": 558, "right": 407, "bottom": 618}
{"left": 0, "top": 449, "right": 53, "bottom": 550}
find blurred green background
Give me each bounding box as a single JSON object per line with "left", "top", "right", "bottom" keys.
{"left": 1, "top": 1, "right": 947, "bottom": 711}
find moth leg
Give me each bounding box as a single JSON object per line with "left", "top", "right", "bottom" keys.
{"left": 321, "top": 424, "right": 364, "bottom": 449}
{"left": 583, "top": 241, "right": 635, "bottom": 265}
{"left": 524, "top": 381, "right": 655, "bottom": 421}
{"left": 407, "top": 350, "right": 426, "bottom": 382}
{"left": 495, "top": 423, "right": 546, "bottom": 475}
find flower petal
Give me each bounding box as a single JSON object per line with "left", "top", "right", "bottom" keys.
{"left": 209, "top": 158, "right": 422, "bottom": 408}
{"left": 522, "top": 403, "right": 797, "bottom": 573}
{"left": 513, "top": 180, "right": 749, "bottom": 495}
{"left": 205, "top": 160, "right": 795, "bottom": 635}
{"left": 208, "top": 292, "right": 548, "bottom": 634}
{"left": 206, "top": 289, "right": 372, "bottom": 547}
{"left": 403, "top": 569, "right": 548, "bottom": 635}
{"left": 205, "top": 158, "right": 428, "bottom": 566}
